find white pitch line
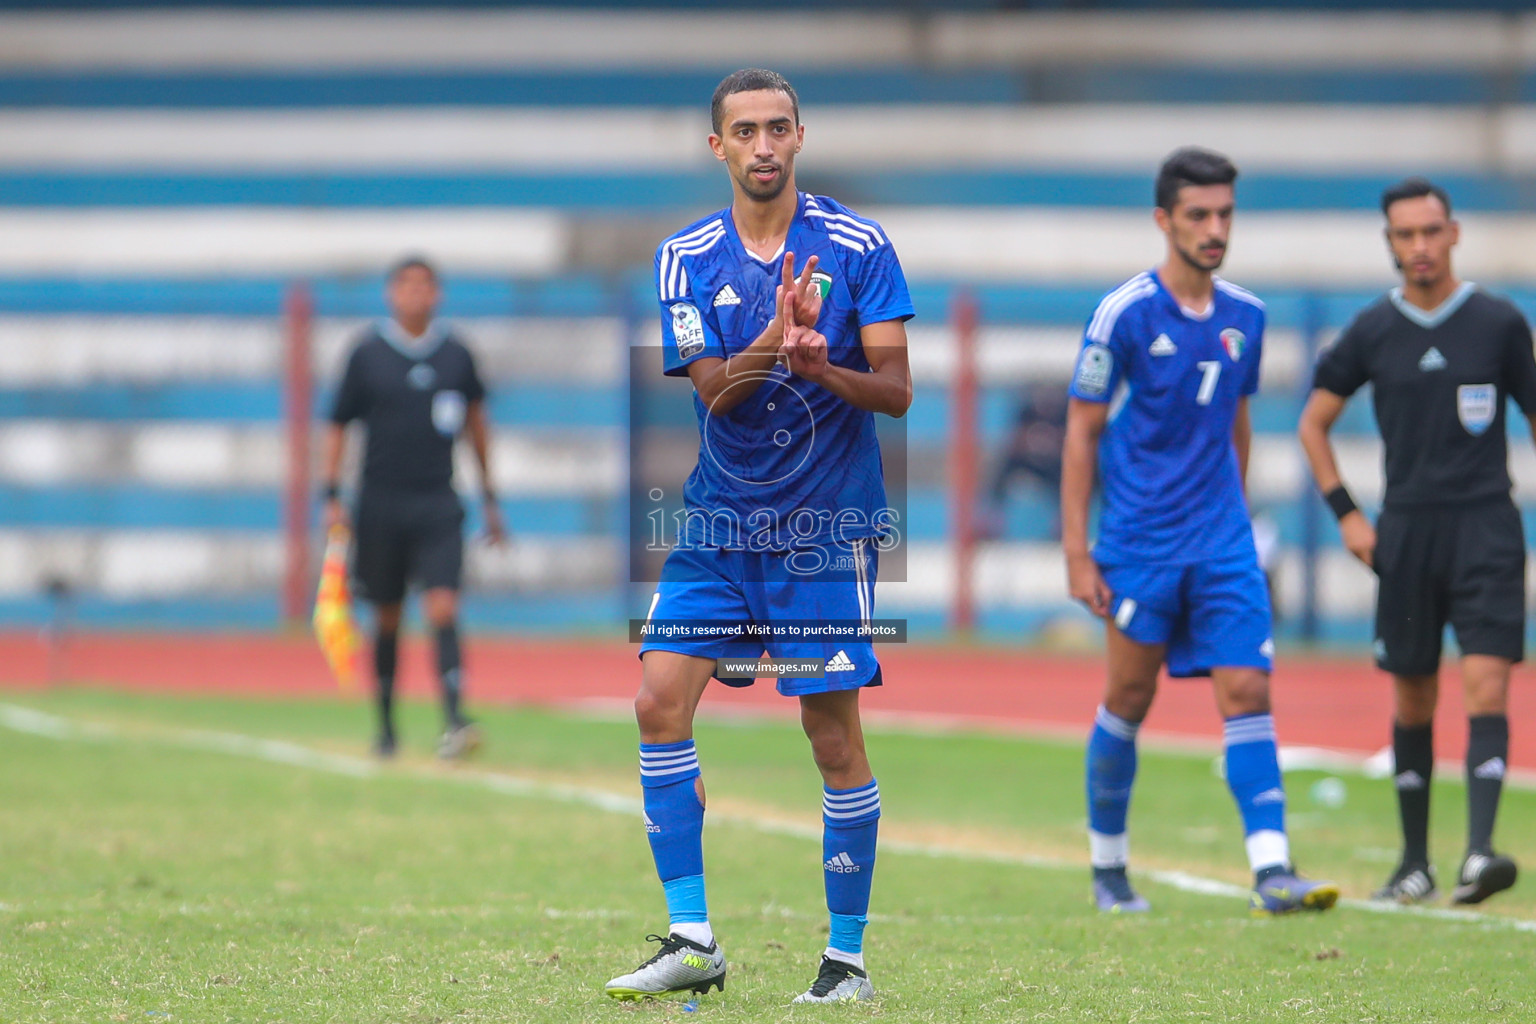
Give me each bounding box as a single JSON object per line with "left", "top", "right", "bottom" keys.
{"left": 573, "top": 695, "right": 1536, "bottom": 791}
{"left": 3, "top": 702, "right": 1534, "bottom": 935}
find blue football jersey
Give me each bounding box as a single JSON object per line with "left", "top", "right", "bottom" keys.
{"left": 1069, "top": 270, "right": 1265, "bottom": 565}
{"left": 656, "top": 192, "right": 914, "bottom": 550}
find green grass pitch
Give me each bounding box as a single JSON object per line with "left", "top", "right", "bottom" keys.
{"left": 3, "top": 688, "right": 1535, "bottom": 1022}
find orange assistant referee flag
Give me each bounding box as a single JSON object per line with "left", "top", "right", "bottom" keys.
{"left": 313, "top": 526, "right": 361, "bottom": 690}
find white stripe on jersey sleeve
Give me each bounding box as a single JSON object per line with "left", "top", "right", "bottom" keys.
{"left": 665, "top": 228, "right": 725, "bottom": 301}
{"left": 804, "top": 196, "right": 889, "bottom": 248}
{"left": 658, "top": 220, "right": 721, "bottom": 292}
{"left": 658, "top": 219, "right": 725, "bottom": 301}
{"left": 1214, "top": 277, "right": 1266, "bottom": 310}
{"left": 828, "top": 231, "right": 869, "bottom": 253}
{"left": 1085, "top": 274, "right": 1155, "bottom": 345}
{"left": 806, "top": 210, "right": 887, "bottom": 248}
{"left": 662, "top": 230, "right": 725, "bottom": 302}
{"left": 662, "top": 224, "right": 725, "bottom": 301}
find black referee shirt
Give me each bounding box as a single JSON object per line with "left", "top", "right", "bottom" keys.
{"left": 1313, "top": 284, "right": 1536, "bottom": 508}
{"left": 330, "top": 321, "right": 487, "bottom": 493}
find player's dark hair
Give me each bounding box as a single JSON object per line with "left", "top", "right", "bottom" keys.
{"left": 1155, "top": 147, "right": 1239, "bottom": 211}
{"left": 1381, "top": 176, "right": 1452, "bottom": 219}
{"left": 711, "top": 68, "right": 799, "bottom": 136}
{"left": 389, "top": 254, "right": 438, "bottom": 282}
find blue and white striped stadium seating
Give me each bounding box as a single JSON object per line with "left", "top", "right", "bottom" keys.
{"left": 5, "top": 1, "right": 1536, "bottom": 641}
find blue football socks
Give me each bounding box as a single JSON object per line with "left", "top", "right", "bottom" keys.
{"left": 1086, "top": 705, "right": 1139, "bottom": 869}
{"left": 640, "top": 740, "right": 709, "bottom": 940}
{"left": 822, "top": 779, "right": 880, "bottom": 966}
{"left": 1223, "top": 713, "right": 1290, "bottom": 874}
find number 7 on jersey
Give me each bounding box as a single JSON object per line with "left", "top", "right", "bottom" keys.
{"left": 1196, "top": 360, "right": 1221, "bottom": 406}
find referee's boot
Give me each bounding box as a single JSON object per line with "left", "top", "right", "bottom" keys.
{"left": 1451, "top": 849, "right": 1518, "bottom": 905}
{"left": 1371, "top": 861, "right": 1438, "bottom": 904}
{"left": 436, "top": 719, "right": 482, "bottom": 760}
{"left": 373, "top": 730, "right": 398, "bottom": 760}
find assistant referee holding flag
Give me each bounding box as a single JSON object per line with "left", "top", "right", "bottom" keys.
{"left": 1299, "top": 178, "right": 1536, "bottom": 906}
{"left": 321, "top": 256, "right": 506, "bottom": 759}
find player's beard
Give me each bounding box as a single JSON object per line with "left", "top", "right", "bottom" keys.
{"left": 1406, "top": 257, "right": 1445, "bottom": 290}
{"left": 736, "top": 161, "right": 790, "bottom": 202}
{"left": 1175, "top": 238, "right": 1225, "bottom": 272}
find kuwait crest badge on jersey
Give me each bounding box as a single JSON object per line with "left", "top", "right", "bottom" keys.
{"left": 1220, "top": 327, "right": 1246, "bottom": 362}
{"left": 811, "top": 270, "right": 833, "bottom": 300}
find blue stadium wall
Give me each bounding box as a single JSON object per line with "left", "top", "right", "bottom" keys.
{"left": 4, "top": 3, "right": 1536, "bottom": 647}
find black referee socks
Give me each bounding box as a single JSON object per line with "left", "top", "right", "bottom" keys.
{"left": 436, "top": 624, "right": 464, "bottom": 727}
{"left": 1392, "top": 721, "right": 1434, "bottom": 866}
{"left": 374, "top": 629, "right": 399, "bottom": 739}
{"left": 1466, "top": 714, "right": 1509, "bottom": 856}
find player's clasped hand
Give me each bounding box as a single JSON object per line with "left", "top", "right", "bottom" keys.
{"left": 779, "top": 291, "right": 829, "bottom": 380}
{"left": 781, "top": 250, "right": 822, "bottom": 329}
{"left": 766, "top": 251, "right": 821, "bottom": 356}
{"left": 1066, "top": 551, "right": 1113, "bottom": 618}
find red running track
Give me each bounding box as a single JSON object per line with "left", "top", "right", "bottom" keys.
{"left": 2, "top": 632, "right": 1532, "bottom": 768}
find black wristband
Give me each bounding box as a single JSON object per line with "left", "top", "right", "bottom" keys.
{"left": 1324, "top": 485, "right": 1358, "bottom": 521}
{"left": 322, "top": 483, "right": 339, "bottom": 502}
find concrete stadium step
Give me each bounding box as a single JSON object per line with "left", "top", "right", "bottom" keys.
{"left": 3, "top": 8, "right": 1532, "bottom": 74}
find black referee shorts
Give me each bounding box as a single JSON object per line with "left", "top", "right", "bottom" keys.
{"left": 1373, "top": 499, "right": 1526, "bottom": 676}
{"left": 350, "top": 488, "right": 466, "bottom": 606}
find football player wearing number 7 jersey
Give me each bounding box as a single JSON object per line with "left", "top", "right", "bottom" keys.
{"left": 1061, "top": 147, "right": 1338, "bottom": 916}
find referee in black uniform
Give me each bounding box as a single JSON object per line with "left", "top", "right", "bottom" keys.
{"left": 321, "top": 256, "right": 506, "bottom": 759}
{"left": 1299, "top": 178, "right": 1536, "bottom": 906}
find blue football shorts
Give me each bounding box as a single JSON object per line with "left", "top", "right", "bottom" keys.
{"left": 1098, "top": 554, "right": 1273, "bottom": 678}
{"left": 638, "top": 538, "right": 882, "bottom": 696}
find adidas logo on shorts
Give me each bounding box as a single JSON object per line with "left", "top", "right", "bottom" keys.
{"left": 826, "top": 650, "right": 857, "bottom": 672}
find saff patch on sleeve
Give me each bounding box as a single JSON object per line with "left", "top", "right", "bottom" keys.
{"left": 670, "top": 302, "right": 706, "bottom": 359}
{"left": 1074, "top": 343, "right": 1113, "bottom": 396}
